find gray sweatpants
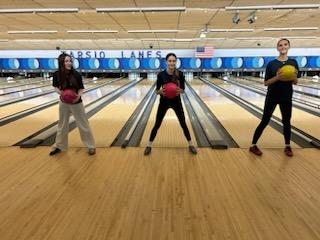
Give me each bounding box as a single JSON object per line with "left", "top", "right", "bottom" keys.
{"left": 54, "top": 101, "right": 95, "bottom": 150}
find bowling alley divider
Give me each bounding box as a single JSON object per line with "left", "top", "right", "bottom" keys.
{"left": 0, "top": 56, "right": 319, "bottom": 72}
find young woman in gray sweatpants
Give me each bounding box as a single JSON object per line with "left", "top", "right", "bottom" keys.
{"left": 49, "top": 53, "right": 95, "bottom": 156}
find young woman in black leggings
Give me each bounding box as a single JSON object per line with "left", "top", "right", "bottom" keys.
{"left": 144, "top": 53, "right": 197, "bottom": 155}
{"left": 250, "top": 38, "right": 300, "bottom": 157}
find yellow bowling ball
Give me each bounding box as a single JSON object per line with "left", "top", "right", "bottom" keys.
{"left": 278, "top": 65, "right": 297, "bottom": 81}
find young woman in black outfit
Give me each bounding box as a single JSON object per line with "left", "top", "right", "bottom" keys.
{"left": 250, "top": 38, "right": 300, "bottom": 157}
{"left": 144, "top": 53, "right": 197, "bottom": 155}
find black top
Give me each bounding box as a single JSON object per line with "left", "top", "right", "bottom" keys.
{"left": 156, "top": 70, "right": 185, "bottom": 100}
{"left": 265, "top": 58, "right": 300, "bottom": 102}
{"left": 52, "top": 70, "right": 84, "bottom": 104}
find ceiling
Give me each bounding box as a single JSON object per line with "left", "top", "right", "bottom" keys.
{"left": 0, "top": 0, "right": 319, "bottom": 50}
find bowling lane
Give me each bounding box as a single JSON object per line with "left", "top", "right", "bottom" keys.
{"left": 0, "top": 78, "right": 111, "bottom": 119}
{"left": 0, "top": 77, "right": 45, "bottom": 89}
{"left": 140, "top": 92, "right": 197, "bottom": 148}
{"left": 234, "top": 77, "right": 320, "bottom": 106}
{"left": 249, "top": 77, "right": 320, "bottom": 97}
{"left": 212, "top": 78, "right": 320, "bottom": 140}
{"left": 298, "top": 77, "right": 320, "bottom": 88}
{"left": 190, "top": 79, "right": 299, "bottom": 148}
{"left": 0, "top": 81, "right": 51, "bottom": 95}
{"left": 68, "top": 79, "right": 152, "bottom": 147}
{"left": 0, "top": 85, "right": 53, "bottom": 102}
{"left": 0, "top": 77, "right": 12, "bottom": 83}
{"left": 0, "top": 77, "right": 103, "bottom": 102}
{"left": 0, "top": 79, "right": 130, "bottom": 146}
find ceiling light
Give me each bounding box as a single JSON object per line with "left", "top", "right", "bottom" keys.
{"left": 264, "top": 27, "right": 318, "bottom": 31}
{"left": 0, "top": 8, "right": 79, "bottom": 14}
{"left": 200, "top": 32, "right": 207, "bottom": 38}
{"left": 67, "top": 30, "right": 118, "bottom": 33}
{"left": 96, "top": 7, "right": 186, "bottom": 13}
{"left": 234, "top": 37, "right": 273, "bottom": 40}
{"left": 232, "top": 12, "right": 240, "bottom": 24}
{"left": 128, "top": 30, "right": 179, "bottom": 33}
{"left": 209, "top": 29, "right": 254, "bottom": 32}
{"left": 225, "top": 4, "right": 320, "bottom": 11}
{"left": 283, "top": 36, "right": 318, "bottom": 39}
{"left": 200, "top": 24, "right": 208, "bottom": 38}
{"left": 247, "top": 11, "right": 257, "bottom": 24}
{"left": 8, "top": 30, "right": 58, "bottom": 34}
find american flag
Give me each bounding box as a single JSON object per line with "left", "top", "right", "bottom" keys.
{"left": 195, "top": 46, "right": 214, "bottom": 58}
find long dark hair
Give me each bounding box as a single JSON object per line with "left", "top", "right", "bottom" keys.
{"left": 166, "top": 53, "right": 180, "bottom": 87}
{"left": 57, "top": 53, "right": 79, "bottom": 89}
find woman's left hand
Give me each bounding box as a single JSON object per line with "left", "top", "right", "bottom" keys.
{"left": 176, "top": 87, "right": 184, "bottom": 95}
{"left": 72, "top": 94, "right": 80, "bottom": 103}
{"left": 292, "top": 70, "right": 298, "bottom": 84}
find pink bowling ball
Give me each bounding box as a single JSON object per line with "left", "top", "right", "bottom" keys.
{"left": 61, "top": 89, "right": 78, "bottom": 103}
{"left": 163, "top": 82, "right": 178, "bottom": 99}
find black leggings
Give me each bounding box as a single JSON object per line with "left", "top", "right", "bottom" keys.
{"left": 149, "top": 98, "right": 191, "bottom": 142}
{"left": 252, "top": 100, "right": 292, "bottom": 145}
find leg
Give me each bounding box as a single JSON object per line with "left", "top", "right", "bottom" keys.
{"left": 70, "top": 103, "right": 95, "bottom": 149}
{"left": 54, "top": 102, "right": 71, "bottom": 150}
{"left": 172, "top": 99, "right": 191, "bottom": 141}
{"left": 149, "top": 100, "right": 169, "bottom": 142}
{"left": 279, "top": 101, "right": 292, "bottom": 145}
{"left": 251, "top": 100, "right": 277, "bottom": 144}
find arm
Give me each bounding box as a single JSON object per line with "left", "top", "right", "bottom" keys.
{"left": 54, "top": 87, "right": 62, "bottom": 95}
{"left": 264, "top": 63, "right": 280, "bottom": 86}
{"left": 77, "top": 89, "right": 84, "bottom": 96}
{"left": 265, "top": 75, "right": 280, "bottom": 86}
{"left": 72, "top": 73, "right": 85, "bottom": 103}
{"left": 177, "top": 71, "right": 185, "bottom": 94}
{"left": 155, "top": 73, "right": 165, "bottom": 96}
{"left": 293, "top": 60, "right": 300, "bottom": 85}
{"left": 52, "top": 72, "right": 62, "bottom": 95}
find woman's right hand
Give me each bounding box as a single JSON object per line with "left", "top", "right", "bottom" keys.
{"left": 276, "top": 71, "right": 285, "bottom": 81}
{"left": 158, "top": 89, "right": 165, "bottom": 96}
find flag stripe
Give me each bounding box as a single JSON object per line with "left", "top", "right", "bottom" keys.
{"left": 195, "top": 46, "right": 214, "bottom": 58}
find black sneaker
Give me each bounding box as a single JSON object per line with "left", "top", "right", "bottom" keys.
{"left": 144, "top": 147, "right": 152, "bottom": 156}
{"left": 189, "top": 145, "right": 197, "bottom": 155}
{"left": 88, "top": 148, "right": 96, "bottom": 155}
{"left": 249, "top": 145, "right": 263, "bottom": 156}
{"left": 284, "top": 146, "right": 293, "bottom": 157}
{"left": 49, "top": 148, "right": 61, "bottom": 156}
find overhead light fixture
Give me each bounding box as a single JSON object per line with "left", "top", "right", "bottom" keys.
{"left": 232, "top": 12, "right": 240, "bottom": 24}
{"left": 13, "top": 39, "right": 51, "bottom": 42}
{"left": 110, "top": 38, "right": 137, "bottom": 41}
{"left": 200, "top": 32, "right": 207, "bottom": 38}
{"left": 8, "top": 30, "right": 58, "bottom": 34}
{"left": 200, "top": 24, "right": 208, "bottom": 38}
{"left": 164, "top": 39, "right": 193, "bottom": 42}
{"left": 282, "top": 36, "right": 318, "bottom": 39}
{"left": 264, "top": 27, "right": 318, "bottom": 31}
{"left": 142, "top": 38, "right": 226, "bottom": 42}
{"left": 128, "top": 30, "right": 179, "bottom": 33}
{"left": 0, "top": 8, "right": 79, "bottom": 14}
{"left": 143, "top": 38, "right": 192, "bottom": 42}
{"left": 96, "top": 7, "right": 186, "bottom": 13}
{"left": 67, "top": 30, "right": 118, "bottom": 33}
{"left": 209, "top": 28, "right": 254, "bottom": 32}
{"left": 247, "top": 11, "right": 257, "bottom": 24}
{"left": 234, "top": 37, "right": 273, "bottom": 40}
{"left": 196, "top": 38, "right": 226, "bottom": 41}
{"left": 225, "top": 4, "right": 320, "bottom": 11}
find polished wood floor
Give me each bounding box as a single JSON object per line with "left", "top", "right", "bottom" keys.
{"left": 0, "top": 146, "right": 319, "bottom": 240}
